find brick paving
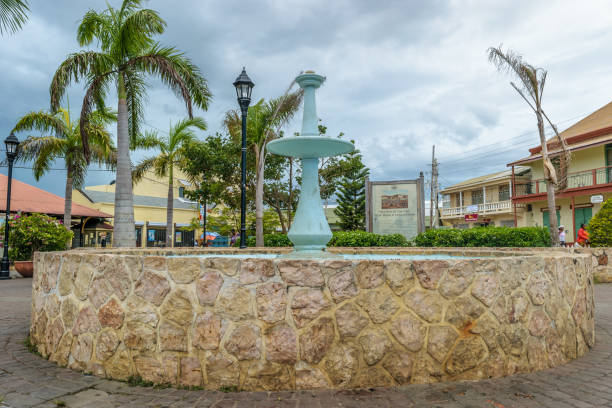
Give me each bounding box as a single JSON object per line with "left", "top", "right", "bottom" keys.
{"left": 0, "top": 278, "right": 611, "bottom": 408}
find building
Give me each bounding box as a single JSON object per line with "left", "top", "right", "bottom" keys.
{"left": 0, "top": 174, "right": 112, "bottom": 247}
{"left": 73, "top": 168, "right": 201, "bottom": 247}
{"left": 508, "top": 101, "right": 612, "bottom": 241}
{"left": 440, "top": 167, "right": 531, "bottom": 228}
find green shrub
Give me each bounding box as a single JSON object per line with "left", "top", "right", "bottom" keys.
{"left": 233, "top": 231, "right": 409, "bottom": 247}
{"left": 8, "top": 213, "right": 73, "bottom": 261}
{"left": 588, "top": 197, "right": 612, "bottom": 247}
{"left": 413, "top": 226, "right": 550, "bottom": 247}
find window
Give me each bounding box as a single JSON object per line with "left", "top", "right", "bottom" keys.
{"left": 470, "top": 189, "right": 483, "bottom": 205}
{"left": 498, "top": 185, "right": 510, "bottom": 201}
{"left": 178, "top": 187, "right": 185, "bottom": 198}
{"left": 442, "top": 194, "right": 451, "bottom": 208}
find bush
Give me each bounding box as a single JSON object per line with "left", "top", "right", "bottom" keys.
{"left": 588, "top": 197, "right": 612, "bottom": 247}
{"left": 413, "top": 226, "right": 550, "bottom": 247}
{"left": 8, "top": 213, "right": 73, "bottom": 261}
{"left": 233, "top": 231, "right": 409, "bottom": 247}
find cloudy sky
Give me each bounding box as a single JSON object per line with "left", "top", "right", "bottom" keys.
{"left": 1, "top": 0, "right": 612, "bottom": 198}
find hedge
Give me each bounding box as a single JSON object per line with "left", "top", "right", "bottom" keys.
{"left": 412, "top": 226, "right": 551, "bottom": 247}
{"left": 588, "top": 197, "right": 612, "bottom": 247}
{"left": 235, "top": 231, "right": 409, "bottom": 247}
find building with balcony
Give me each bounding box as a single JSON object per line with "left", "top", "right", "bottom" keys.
{"left": 440, "top": 167, "right": 530, "bottom": 228}
{"left": 508, "top": 101, "right": 612, "bottom": 241}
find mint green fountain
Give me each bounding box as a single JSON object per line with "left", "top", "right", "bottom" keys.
{"left": 267, "top": 72, "right": 354, "bottom": 254}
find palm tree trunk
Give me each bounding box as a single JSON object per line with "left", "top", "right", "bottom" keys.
{"left": 166, "top": 167, "right": 174, "bottom": 247}
{"left": 537, "top": 110, "right": 559, "bottom": 246}
{"left": 113, "top": 80, "right": 136, "bottom": 247}
{"left": 63, "top": 167, "right": 73, "bottom": 232}
{"left": 255, "top": 151, "right": 265, "bottom": 247}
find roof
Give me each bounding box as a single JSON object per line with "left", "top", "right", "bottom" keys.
{"left": 79, "top": 189, "right": 198, "bottom": 210}
{"left": 0, "top": 175, "right": 111, "bottom": 218}
{"left": 509, "top": 100, "right": 612, "bottom": 165}
{"left": 440, "top": 166, "right": 530, "bottom": 194}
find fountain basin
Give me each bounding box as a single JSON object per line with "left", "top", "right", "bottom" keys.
{"left": 30, "top": 247, "right": 594, "bottom": 391}
{"left": 267, "top": 136, "right": 354, "bottom": 159}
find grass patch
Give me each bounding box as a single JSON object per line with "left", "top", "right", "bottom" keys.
{"left": 219, "top": 385, "right": 240, "bottom": 393}
{"left": 23, "top": 335, "right": 42, "bottom": 358}
{"left": 177, "top": 384, "right": 204, "bottom": 391}
{"left": 54, "top": 401, "right": 66, "bottom": 407}
{"left": 126, "top": 375, "right": 171, "bottom": 389}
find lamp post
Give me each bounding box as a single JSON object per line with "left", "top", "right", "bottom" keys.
{"left": 233, "top": 67, "right": 254, "bottom": 249}
{"left": 0, "top": 133, "right": 20, "bottom": 280}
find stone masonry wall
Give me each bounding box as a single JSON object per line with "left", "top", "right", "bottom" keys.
{"left": 30, "top": 249, "right": 595, "bottom": 391}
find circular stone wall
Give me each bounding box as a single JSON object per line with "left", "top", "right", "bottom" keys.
{"left": 30, "top": 248, "right": 595, "bottom": 391}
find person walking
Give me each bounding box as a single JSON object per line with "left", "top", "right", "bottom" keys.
{"left": 576, "top": 224, "right": 590, "bottom": 247}
{"left": 230, "top": 229, "right": 239, "bottom": 246}
{"left": 558, "top": 226, "right": 566, "bottom": 247}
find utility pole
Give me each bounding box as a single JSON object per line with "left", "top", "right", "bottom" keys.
{"left": 429, "top": 145, "right": 439, "bottom": 229}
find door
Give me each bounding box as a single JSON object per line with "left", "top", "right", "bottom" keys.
{"left": 542, "top": 210, "right": 560, "bottom": 229}
{"left": 574, "top": 207, "right": 593, "bottom": 239}
{"left": 606, "top": 144, "right": 612, "bottom": 183}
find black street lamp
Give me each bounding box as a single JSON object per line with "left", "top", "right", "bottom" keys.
{"left": 233, "top": 67, "right": 254, "bottom": 249}
{"left": 0, "top": 133, "right": 19, "bottom": 280}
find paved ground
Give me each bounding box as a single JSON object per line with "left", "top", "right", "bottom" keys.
{"left": 0, "top": 279, "right": 611, "bottom": 408}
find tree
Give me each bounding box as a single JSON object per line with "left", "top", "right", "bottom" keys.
{"left": 180, "top": 133, "right": 240, "bottom": 236}
{"left": 50, "top": 0, "right": 211, "bottom": 247}
{"left": 12, "top": 107, "right": 115, "bottom": 229}
{"left": 0, "top": 0, "right": 29, "bottom": 35}
{"left": 224, "top": 90, "right": 303, "bottom": 247}
{"left": 488, "top": 46, "right": 570, "bottom": 246}
{"left": 334, "top": 145, "right": 369, "bottom": 230}
{"left": 132, "top": 117, "right": 206, "bottom": 247}
{"left": 587, "top": 197, "right": 612, "bottom": 247}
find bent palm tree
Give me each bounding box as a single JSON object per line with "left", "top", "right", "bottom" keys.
{"left": 12, "top": 107, "right": 116, "bottom": 229}
{"left": 133, "top": 117, "right": 206, "bottom": 247}
{"left": 224, "top": 90, "right": 303, "bottom": 246}
{"left": 50, "top": 0, "right": 211, "bottom": 247}
{"left": 0, "top": 0, "right": 29, "bottom": 35}
{"left": 488, "top": 46, "right": 569, "bottom": 246}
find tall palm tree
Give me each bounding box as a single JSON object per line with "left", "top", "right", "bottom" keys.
{"left": 49, "top": 0, "right": 211, "bottom": 247}
{"left": 224, "top": 91, "right": 303, "bottom": 246}
{"left": 0, "top": 0, "right": 29, "bottom": 35}
{"left": 133, "top": 117, "right": 206, "bottom": 247}
{"left": 488, "top": 46, "right": 570, "bottom": 246}
{"left": 11, "top": 107, "right": 116, "bottom": 229}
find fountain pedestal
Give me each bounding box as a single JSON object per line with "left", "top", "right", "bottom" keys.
{"left": 267, "top": 72, "right": 354, "bottom": 253}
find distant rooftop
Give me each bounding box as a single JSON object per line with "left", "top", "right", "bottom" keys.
{"left": 79, "top": 189, "right": 197, "bottom": 210}
{"left": 441, "top": 166, "right": 530, "bottom": 194}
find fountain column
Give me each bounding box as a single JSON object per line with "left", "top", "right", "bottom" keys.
{"left": 267, "top": 71, "right": 354, "bottom": 253}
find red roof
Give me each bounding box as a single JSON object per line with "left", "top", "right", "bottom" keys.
{"left": 0, "top": 174, "right": 112, "bottom": 218}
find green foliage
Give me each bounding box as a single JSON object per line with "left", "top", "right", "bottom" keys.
{"left": 413, "top": 227, "right": 551, "bottom": 247}
{"left": 0, "top": 0, "right": 29, "bottom": 35}
{"left": 24, "top": 335, "right": 42, "bottom": 357}
{"left": 8, "top": 214, "right": 73, "bottom": 261}
{"left": 219, "top": 385, "right": 240, "bottom": 393}
{"left": 587, "top": 197, "right": 612, "bottom": 247}
{"left": 233, "top": 233, "right": 293, "bottom": 247}
{"left": 334, "top": 145, "right": 369, "bottom": 231}
{"left": 329, "top": 231, "right": 408, "bottom": 247}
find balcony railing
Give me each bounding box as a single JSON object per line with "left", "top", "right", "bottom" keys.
{"left": 441, "top": 200, "right": 513, "bottom": 218}
{"left": 514, "top": 165, "right": 612, "bottom": 197}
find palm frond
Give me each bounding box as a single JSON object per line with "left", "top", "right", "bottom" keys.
{"left": 0, "top": 0, "right": 28, "bottom": 35}
{"left": 170, "top": 117, "right": 206, "bottom": 141}
{"left": 79, "top": 70, "right": 115, "bottom": 161}
{"left": 18, "top": 136, "right": 65, "bottom": 178}
{"left": 12, "top": 110, "right": 68, "bottom": 138}
{"left": 132, "top": 155, "right": 164, "bottom": 183}
{"left": 131, "top": 129, "right": 163, "bottom": 151}
{"left": 124, "top": 70, "right": 147, "bottom": 147}
{"left": 117, "top": 8, "right": 165, "bottom": 56}
{"left": 50, "top": 51, "right": 114, "bottom": 112}
{"left": 77, "top": 9, "right": 113, "bottom": 48}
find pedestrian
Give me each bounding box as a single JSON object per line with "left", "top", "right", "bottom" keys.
{"left": 576, "top": 223, "right": 590, "bottom": 247}
{"left": 558, "top": 225, "right": 566, "bottom": 247}
{"left": 230, "top": 229, "right": 239, "bottom": 246}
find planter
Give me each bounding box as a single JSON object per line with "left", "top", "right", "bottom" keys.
{"left": 14, "top": 260, "right": 33, "bottom": 277}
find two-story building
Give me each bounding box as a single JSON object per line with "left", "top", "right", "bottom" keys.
{"left": 440, "top": 167, "right": 531, "bottom": 228}
{"left": 73, "top": 168, "right": 202, "bottom": 248}
{"left": 508, "top": 101, "right": 612, "bottom": 241}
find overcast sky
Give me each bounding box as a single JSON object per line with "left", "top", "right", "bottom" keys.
{"left": 1, "top": 0, "right": 612, "bottom": 198}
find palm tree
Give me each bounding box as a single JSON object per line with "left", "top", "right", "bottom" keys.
{"left": 11, "top": 107, "right": 116, "bottom": 229}
{"left": 224, "top": 91, "right": 303, "bottom": 246}
{"left": 133, "top": 117, "right": 206, "bottom": 247}
{"left": 49, "top": 0, "right": 211, "bottom": 247}
{"left": 488, "top": 46, "right": 570, "bottom": 246}
{"left": 0, "top": 0, "right": 29, "bottom": 35}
